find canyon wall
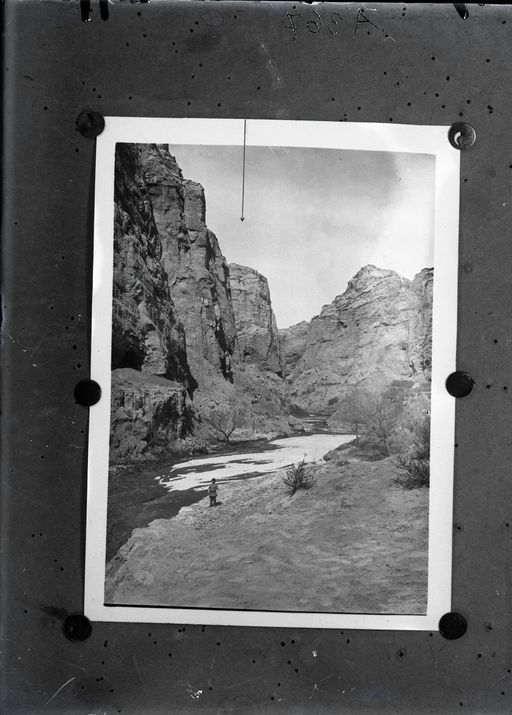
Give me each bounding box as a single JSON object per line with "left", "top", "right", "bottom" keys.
{"left": 111, "top": 144, "right": 294, "bottom": 462}
{"left": 228, "top": 263, "right": 285, "bottom": 377}
{"left": 112, "top": 144, "right": 194, "bottom": 388}
{"left": 138, "top": 144, "right": 239, "bottom": 383}
{"left": 281, "top": 265, "right": 433, "bottom": 414}
{"left": 111, "top": 145, "right": 196, "bottom": 462}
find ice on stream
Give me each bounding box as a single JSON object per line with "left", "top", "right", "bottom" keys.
{"left": 155, "top": 433, "right": 354, "bottom": 493}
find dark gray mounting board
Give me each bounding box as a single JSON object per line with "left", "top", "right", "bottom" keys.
{"left": 2, "top": 1, "right": 512, "bottom": 712}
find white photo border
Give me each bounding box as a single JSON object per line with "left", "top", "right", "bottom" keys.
{"left": 85, "top": 117, "right": 460, "bottom": 629}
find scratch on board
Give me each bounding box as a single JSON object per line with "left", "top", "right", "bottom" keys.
{"left": 259, "top": 42, "right": 283, "bottom": 88}
{"left": 309, "top": 672, "right": 338, "bottom": 698}
{"left": 132, "top": 655, "right": 149, "bottom": 696}
{"left": 223, "top": 675, "right": 264, "bottom": 689}
{"left": 45, "top": 677, "right": 76, "bottom": 706}
{"left": 344, "top": 657, "right": 358, "bottom": 674}
{"left": 64, "top": 662, "right": 87, "bottom": 673}
{"left": 271, "top": 691, "right": 285, "bottom": 703}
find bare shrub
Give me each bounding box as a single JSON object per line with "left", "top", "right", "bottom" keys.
{"left": 204, "top": 406, "right": 242, "bottom": 442}
{"left": 283, "top": 460, "right": 313, "bottom": 496}
{"left": 365, "top": 384, "right": 410, "bottom": 456}
{"left": 341, "top": 383, "right": 431, "bottom": 463}
{"left": 340, "top": 391, "right": 368, "bottom": 445}
{"left": 341, "top": 385, "right": 408, "bottom": 457}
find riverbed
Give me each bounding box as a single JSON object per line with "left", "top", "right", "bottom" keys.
{"left": 155, "top": 433, "right": 354, "bottom": 492}
{"left": 106, "top": 432, "right": 354, "bottom": 561}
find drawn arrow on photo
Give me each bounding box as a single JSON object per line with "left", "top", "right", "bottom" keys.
{"left": 241, "top": 119, "right": 247, "bottom": 221}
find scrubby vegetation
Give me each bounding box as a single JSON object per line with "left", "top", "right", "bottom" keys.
{"left": 394, "top": 453, "right": 429, "bottom": 489}
{"left": 337, "top": 382, "right": 431, "bottom": 488}
{"left": 393, "top": 407, "right": 430, "bottom": 489}
{"left": 283, "top": 459, "right": 313, "bottom": 496}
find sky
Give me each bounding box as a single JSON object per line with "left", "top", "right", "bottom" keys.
{"left": 169, "top": 144, "right": 435, "bottom": 329}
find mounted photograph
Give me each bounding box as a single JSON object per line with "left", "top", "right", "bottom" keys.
{"left": 85, "top": 118, "right": 460, "bottom": 629}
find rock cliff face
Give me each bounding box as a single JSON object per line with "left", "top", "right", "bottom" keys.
{"left": 110, "top": 369, "right": 193, "bottom": 462}
{"left": 229, "top": 263, "right": 284, "bottom": 376}
{"left": 113, "top": 144, "right": 194, "bottom": 389}
{"left": 409, "top": 268, "right": 433, "bottom": 379}
{"left": 111, "top": 146, "right": 196, "bottom": 462}
{"left": 279, "top": 321, "right": 309, "bottom": 376}
{"left": 281, "top": 265, "right": 433, "bottom": 414}
{"left": 138, "top": 144, "right": 238, "bottom": 383}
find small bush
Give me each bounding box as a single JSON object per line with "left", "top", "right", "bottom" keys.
{"left": 393, "top": 403, "right": 430, "bottom": 489}
{"left": 283, "top": 460, "right": 313, "bottom": 496}
{"left": 394, "top": 454, "right": 430, "bottom": 489}
{"left": 203, "top": 405, "right": 243, "bottom": 442}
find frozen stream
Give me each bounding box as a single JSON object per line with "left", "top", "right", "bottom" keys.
{"left": 155, "top": 433, "right": 355, "bottom": 493}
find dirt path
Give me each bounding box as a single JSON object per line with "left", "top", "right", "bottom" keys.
{"left": 105, "top": 457, "right": 428, "bottom": 614}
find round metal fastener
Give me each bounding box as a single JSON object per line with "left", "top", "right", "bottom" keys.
{"left": 64, "top": 614, "right": 93, "bottom": 641}
{"left": 445, "top": 371, "right": 474, "bottom": 398}
{"left": 439, "top": 612, "right": 468, "bottom": 640}
{"left": 448, "top": 122, "right": 476, "bottom": 150}
{"left": 74, "top": 379, "right": 102, "bottom": 406}
{"left": 76, "top": 110, "right": 105, "bottom": 138}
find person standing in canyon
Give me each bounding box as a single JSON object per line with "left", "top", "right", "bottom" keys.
{"left": 208, "top": 478, "right": 219, "bottom": 507}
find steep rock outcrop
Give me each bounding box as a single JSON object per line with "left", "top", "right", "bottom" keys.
{"left": 139, "top": 144, "right": 239, "bottom": 383}
{"left": 110, "top": 369, "right": 194, "bottom": 462}
{"left": 284, "top": 265, "right": 433, "bottom": 414}
{"left": 113, "top": 144, "right": 194, "bottom": 388}
{"left": 111, "top": 146, "right": 197, "bottom": 462}
{"left": 279, "top": 321, "right": 309, "bottom": 375}
{"left": 228, "top": 263, "right": 284, "bottom": 376}
{"left": 410, "top": 268, "right": 433, "bottom": 380}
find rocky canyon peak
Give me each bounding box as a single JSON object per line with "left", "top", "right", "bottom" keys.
{"left": 281, "top": 264, "right": 433, "bottom": 414}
